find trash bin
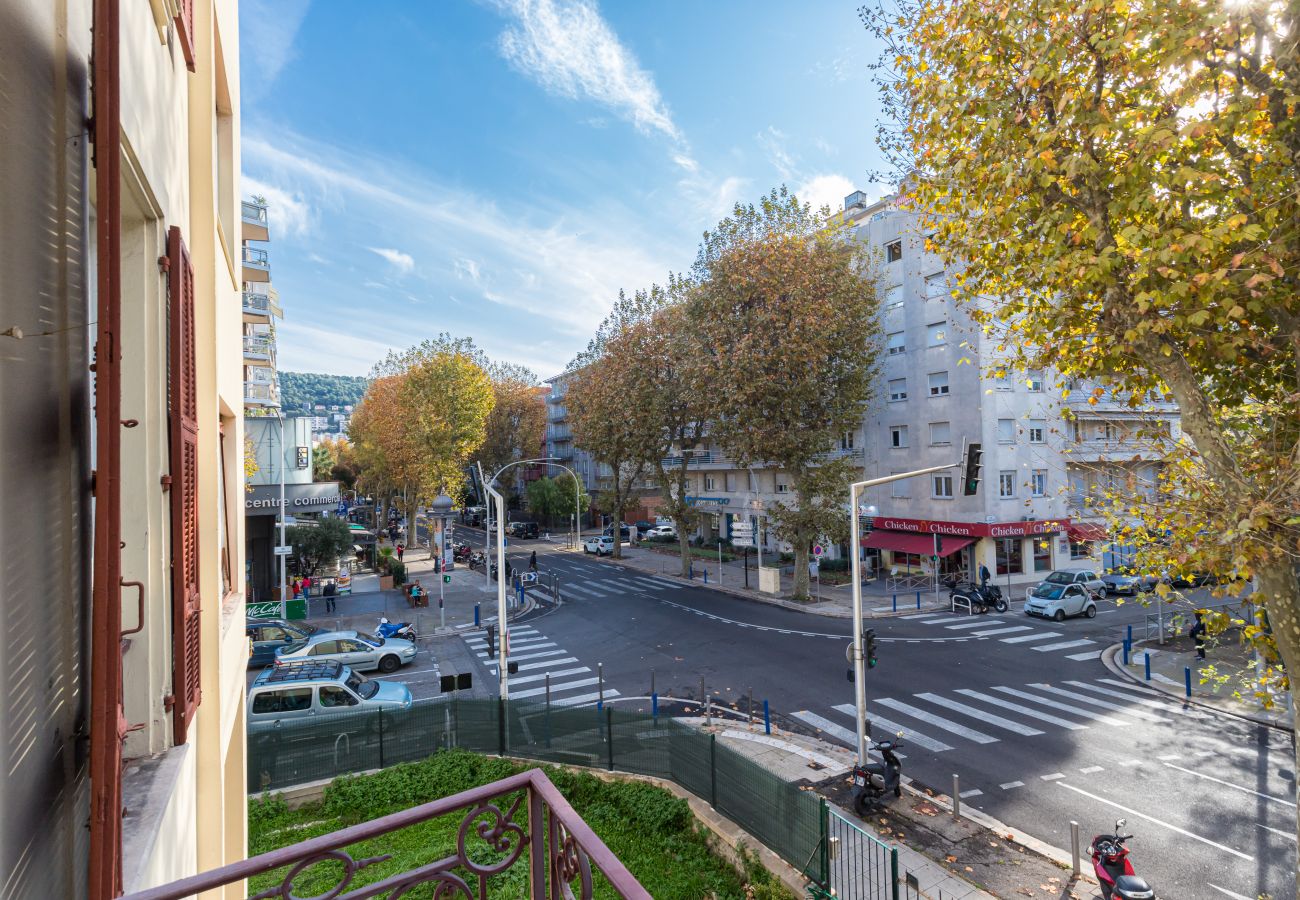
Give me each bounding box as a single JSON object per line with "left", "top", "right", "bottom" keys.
{"left": 284, "top": 597, "right": 307, "bottom": 620}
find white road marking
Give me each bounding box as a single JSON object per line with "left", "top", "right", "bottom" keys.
{"left": 1041, "top": 772, "right": 1065, "bottom": 781}
{"left": 564, "top": 583, "right": 607, "bottom": 598}
{"left": 832, "top": 704, "right": 954, "bottom": 753}
{"left": 1163, "top": 762, "right": 1296, "bottom": 808}
{"left": 874, "top": 698, "right": 999, "bottom": 744}
{"left": 554, "top": 690, "right": 620, "bottom": 707}
{"left": 1001, "top": 631, "right": 1063, "bottom": 644}
{"left": 1026, "top": 683, "right": 1167, "bottom": 723}
{"left": 999, "top": 781, "right": 1024, "bottom": 790}
{"left": 1032, "top": 639, "right": 1095, "bottom": 652}
{"left": 902, "top": 613, "right": 939, "bottom": 620}
{"left": 480, "top": 648, "right": 569, "bottom": 663}
{"left": 945, "top": 620, "right": 1003, "bottom": 631}
{"left": 990, "top": 686, "right": 1133, "bottom": 727}
{"left": 1055, "top": 782, "right": 1253, "bottom": 861}
{"left": 1256, "top": 822, "right": 1297, "bottom": 842}
{"left": 511, "top": 677, "right": 601, "bottom": 699}
{"left": 1066, "top": 650, "right": 1103, "bottom": 660}
{"left": 1079, "top": 765, "right": 1104, "bottom": 774}
{"left": 969, "top": 627, "right": 1034, "bottom": 638}
{"left": 485, "top": 656, "right": 579, "bottom": 672}
{"left": 913, "top": 693, "right": 1044, "bottom": 736}
{"left": 722, "top": 730, "right": 849, "bottom": 771}
{"left": 1207, "top": 885, "right": 1256, "bottom": 900}
{"left": 951, "top": 689, "right": 1089, "bottom": 730}
{"left": 466, "top": 637, "right": 553, "bottom": 651}
{"left": 507, "top": 667, "right": 590, "bottom": 686}
{"left": 1067, "top": 680, "right": 1188, "bottom": 713}
{"left": 1120, "top": 760, "right": 1143, "bottom": 767}
{"left": 792, "top": 710, "right": 858, "bottom": 745}
{"left": 959, "top": 789, "right": 983, "bottom": 798}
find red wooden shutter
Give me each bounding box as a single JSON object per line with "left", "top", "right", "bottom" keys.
{"left": 174, "top": 0, "right": 196, "bottom": 72}
{"left": 167, "top": 226, "right": 202, "bottom": 743}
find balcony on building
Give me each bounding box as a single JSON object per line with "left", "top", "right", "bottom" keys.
{"left": 242, "top": 245, "right": 271, "bottom": 282}
{"left": 118, "top": 769, "right": 647, "bottom": 900}
{"left": 242, "top": 285, "right": 282, "bottom": 322}
{"left": 241, "top": 199, "right": 270, "bottom": 242}
{"left": 242, "top": 332, "right": 275, "bottom": 366}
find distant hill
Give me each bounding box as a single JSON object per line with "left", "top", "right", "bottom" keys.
{"left": 279, "top": 371, "right": 369, "bottom": 412}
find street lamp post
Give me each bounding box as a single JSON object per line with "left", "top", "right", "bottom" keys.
{"left": 429, "top": 493, "right": 454, "bottom": 628}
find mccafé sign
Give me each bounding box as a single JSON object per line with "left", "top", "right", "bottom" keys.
{"left": 873, "top": 516, "right": 1067, "bottom": 538}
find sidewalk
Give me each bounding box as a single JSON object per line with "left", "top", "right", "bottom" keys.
{"left": 1106, "top": 634, "right": 1294, "bottom": 730}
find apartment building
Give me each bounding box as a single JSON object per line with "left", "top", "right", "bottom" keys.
{"left": 544, "top": 370, "right": 605, "bottom": 494}
{"left": 0, "top": 1, "right": 249, "bottom": 897}
{"left": 240, "top": 197, "right": 281, "bottom": 414}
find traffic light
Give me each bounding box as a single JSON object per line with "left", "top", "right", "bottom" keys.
{"left": 865, "top": 628, "right": 878, "bottom": 669}
{"left": 962, "top": 442, "right": 983, "bottom": 496}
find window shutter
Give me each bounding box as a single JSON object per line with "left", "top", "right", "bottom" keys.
{"left": 174, "top": 0, "right": 196, "bottom": 72}
{"left": 167, "top": 226, "right": 201, "bottom": 743}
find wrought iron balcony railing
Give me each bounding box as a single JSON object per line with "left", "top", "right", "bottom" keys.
{"left": 119, "top": 769, "right": 650, "bottom": 900}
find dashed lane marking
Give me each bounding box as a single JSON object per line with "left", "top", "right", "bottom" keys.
{"left": 1041, "top": 773, "right": 1065, "bottom": 781}
{"left": 959, "top": 789, "right": 983, "bottom": 798}
{"left": 656, "top": 599, "right": 980, "bottom": 642}
{"left": 1079, "top": 765, "right": 1104, "bottom": 774}
{"left": 1163, "top": 762, "right": 1296, "bottom": 808}
{"left": 999, "top": 781, "right": 1025, "bottom": 790}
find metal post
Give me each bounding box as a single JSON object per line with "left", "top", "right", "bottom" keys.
{"left": 890, "top": 847, "right": 900, "bottom": 900}
{"left": 1144, "top": 651, "right": 1152, "bottom": 681}
{"left": 1185, "top": 666, "right": 1193, "bottom": 698}
{"left": 915, "top": 590, "right": 921, "bottom": 609}
{"left": 598, "top": 662, "right": 604, "bottom": 710}
{"left": 700, "top": 676, "right": 706, "bottom": 718}
{"left": 849, "top": 482, "right": 868, "bottom": 767}
{"left": 892, "top": 594, "right": 897, "bottom": 612}
{"left": 651, "top": 667, "right": 656, "bottom": 697}
{"left": 1070, "top": 821, "right": 1081, "bottom": 875}
{"left": 1157, "top": 595, "right": 1165, "bottom": 644}
{"left": 709, "top": 733, "right": 718, "bottom": 808}
{"left": 1126, "top": 623, "right": 1133, "bottom": 644}
{"left": 278, "top": 413, "right": 288, "bottom": 619}
{"left": 484, "top": 470, "right": 510, "bottom": 699}
{"left": 818, "top": 797, "right": 829, "bottom": 888}
{"left": 1123, "top": 639, "right": 1131, "bottom": 666}
{"left": 952, "top": 774, "right": 961, "bottom": 819}
{"left": 744, "top": 547, "right": 749, "bottom": 588}
{"left": 606, "top": 706, "right": 614, "bottom": 771}
{"left": 763, "top": 699, "right": 771, "bottom": 735}
{"left": 652, "top": 692, "right": 658, "bottom": 721}
{"left": 748, "top": 687, "right": 754, "bottom": 730}
{"left": 718, "top": 541, "right": 723, "bottom": 584}
{"left": 704, "top": 569, "right": 708, "bottom": 584}
{"left": 474, "top": 603, "right": 480, "bottom": 627}
{"left": 545, "top": 673, "right": 551, "bottom": 748}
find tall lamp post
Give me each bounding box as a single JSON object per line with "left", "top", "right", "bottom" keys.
{"left": 480, "top": 456, "right": 581, "bottom": 590}
{"left": 429, "top": 492, "right": 454, "bottom": 628}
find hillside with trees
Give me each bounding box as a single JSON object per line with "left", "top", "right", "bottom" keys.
{"left": 279, "top": 371, "right": 369, "bottom": 412}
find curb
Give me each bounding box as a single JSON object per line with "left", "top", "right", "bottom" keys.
{"left": 1100, "top": 642, "right": 1292, "bottom": 733}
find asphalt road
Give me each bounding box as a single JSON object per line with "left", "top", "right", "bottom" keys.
{"left": 460, "top": 538, "right": 1298, "bottom": 900}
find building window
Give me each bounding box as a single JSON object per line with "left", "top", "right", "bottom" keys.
{"left": 927, "top": 322, "right": 947, "bottom": 347}
{"left": 890, "top": 426, "right": 908, "bottom": 448}
{"left": 995, "top": 537, "right": 1023, "bottom": 575}
{"left": 1070, "top": 539, "right": 1093, "bottom": 560}
{"left": 883, "top": 284, "right": 904, "bottom": 312}
{"left": 924, "top": 272, "right": 947, "bottom": 300}
{"left": 933, "top": 475, "right": 954, "bottom": 498}
{"left": 994, "top": 370, "right": 1012, "bottom": 391}
{"left": 891, "top": 472, "right": 909, "bottom": 498}
{"left": 1033, "top": 538, "right": 1053, "bottom": 572}
{"left": 1101, "top": 422, "right": 1116, "bottom": 441}
{"left": 997, "top": 418, "right": 1015, "bottom": 443}
{"left": 998, "top": 471, "right": 1016, "bottom": 498}
{"left": 725, "top": 472, "right": 737, "bottom": 492}
{"left": 840, "top": 432, "right": 855, "bottom": 450}
{"left": 776, "top": 481, "right": 789, "bottom": 494}
{"left": 1027, "top": 369, "right": 1044, "bottom": 392}
{"left": 888, "top": 378, "right": 907, "bottom": 401}
{"left": 929, "top": 421, "right": 950, "bottom": 445}
{"left": 1028, "top": 419, "right": 1045, "bottom": 443}
{"left": 887, "top": 331, "right": 905, "bottom": 355}
{"left": 928, "top": 371, "right": 950, "bottom": 396}
{"left": 1072, "top": 420, "right": 1082, "bottom": 442}
{"left": 1031, "top": 469, "right": 1047, "bottom": 497}
{"left": 704, "top": 476, "right": 716, "bottom": 491}
{"left": 886, "top": 240, "right": 903, "bottom": 262}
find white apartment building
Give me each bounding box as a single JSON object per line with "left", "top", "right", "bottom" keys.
{"left": 670, "top": 190, "right": 1179, "bottom": 588}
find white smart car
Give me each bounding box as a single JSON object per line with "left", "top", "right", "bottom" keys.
{"left": 583, "top": 535, "right": 616, "bottom": 556}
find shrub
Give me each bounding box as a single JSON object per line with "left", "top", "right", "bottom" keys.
{"left": 388, "top": 560, "right": 407, "bottom": 585}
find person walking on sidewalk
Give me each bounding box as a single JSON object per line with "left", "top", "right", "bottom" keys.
{"left": 529, "top": 550, "right": 538, "bottom": 573}
{"left": 325, "top": 584, "right": 336, "bottom": 614}
{"left": 1190, "top": 612, "right": 1207, "bottom": 660}
{"left": 396, "top": 543, "right": 405, "bottom": 562}
{"left": 979, "top": 563, "right": 991, "bottom": 590}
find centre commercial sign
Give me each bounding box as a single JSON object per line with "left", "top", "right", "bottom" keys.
{"left": 869, "top": 515, "right": 1070, "bottom": 539}
{"left": 245, "top": 482, "right": 344, "bottom": 513}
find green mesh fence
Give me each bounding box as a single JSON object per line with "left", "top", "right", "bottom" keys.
{"left": 247, "top": 697, "right": 824, "bottom": 881}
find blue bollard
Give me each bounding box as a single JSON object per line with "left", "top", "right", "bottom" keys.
{"left": 704, "top": 569, "right": 708, "bottom": 585}
{"left": 763, "top": 699, "right": 771, "bottom": 735}
{"left": 1184, "top": 666, "right": 1192, "bottom": 698}
{"left": 916, "top": 591, "right": 921, "bottom": 609}
{"left": 1126, "top": 623, "right": 1133, "bottom": 644}
{"left": 1144, "top": 652, "right": 1152, "bottom": 681}
{"left": 652, "top": 692, "right": 658, "bottom": 719}
{"left": 892, "top": 594, "right": 897, "bottom": 612}
{"left": 474, "top": 603, "right": 480, "bottom": 627}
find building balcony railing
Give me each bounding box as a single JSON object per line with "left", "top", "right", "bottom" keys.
{"left": 119, "top": 768, "right": 649, "bottom": 900}
{"left": 242, "top": 288, "right": 282, "bottom": 319}
{"left": 241, "top": 199, "right": 270, "bottom": 241}
{"left": 244, "top": 382, "right": 280, "bottom": 406}
{"left": 242, "top": 334, "right": 275, "bottom": 359}
{"left": 242, "top": 245, "right": 271, "bottom": 282}
{"left": 661, "top": 451, "right": 731, "bottom": 468}
{"left": 820, "top": 447, "right": 865, "bottom": 462}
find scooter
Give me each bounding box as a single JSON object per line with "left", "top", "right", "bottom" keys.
{"left": 377, "top": 617, "right": 417, "bottom": 641}
{"left": 851, "top": 738, "right": 904, "bottom": 816}
{"left": 949, "top": 581, "right": 1009, "bottom": 613}
{"left": 1089, "top": 819, "right": 1155, "bottom": 899}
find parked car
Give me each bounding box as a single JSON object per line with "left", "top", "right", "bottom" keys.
{"left": 634, "top": 520, "right": 655, "bottom": 535}
{"left": 603, "top": 524, "right": 634, "bottom": 541}
{"left": 246, "top": 618, "right": 319, "bottom": 667}
{"left": 1024, "top": 581, "right": 1098, "bottom": 621}
{"left": 1100, "top": 571, "right": 1164, "bottom": 597}
{"left": 1033, "top": 567, "right": 1108, "bottom": 600}
{"left": 584, "top": 535, "right": 616, "bottom": 556}
{"left": 508, "top": 521, "right": 539, "bottom": 539}
{"left": 647, "top": 524, "right": 677, "bottom": 539}
{"left": 1170, "top": 571, "right": 1217, "bottom": 588}
{"left": 246, "top": 660, "right": 412, "bottom": 739}
{"left": 275, "top": 629, "right": 417, "bottom": 674}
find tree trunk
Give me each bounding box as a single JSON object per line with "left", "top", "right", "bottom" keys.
{"left": 677, "top": 520, "right": 692, "bottom": 577}
{"left": 792, "top": 537, "right": 810, "bottom": 600}
{"left": 1255, "top": 559, "right": 1300, "bottom": 896}
{"left": 612, "top": 509, "right": 624, "bottom": 559}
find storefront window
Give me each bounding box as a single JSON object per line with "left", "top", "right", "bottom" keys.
{"left": 995, "top": 538, "right": 1022, "bottom": 575}
{"left": 1070, "top": 539, "right": 1092, "bottom": 560}
{"left": 1033, "top": 538, "right": 1052, "bottom": 572}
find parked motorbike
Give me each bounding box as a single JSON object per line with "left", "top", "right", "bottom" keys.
{"left": 377, "top": 617, "right": 417, "bottom": 641}
{"left": 851, "top": 738, "right": 904, "bottom": 816}
{"left": 453, "top": 543, "right": 472, "bottom": 562}
{"left": 468, "top": 551, "right": 486, "bottom": 569}
{"left": 1089, "top": 819, "right": 1154, "bottom": 899}
{"left": 949, "top": 580, "right": 1008, "bottom": 614}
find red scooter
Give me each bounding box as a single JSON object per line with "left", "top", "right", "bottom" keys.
{"left": 1089, "top": 819, "right": 1155, "bottom": 899}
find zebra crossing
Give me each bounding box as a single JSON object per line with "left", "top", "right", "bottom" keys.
{"left": 462, "top": 624, "right": 617, "bottom": 707}
{"left": 792, "top": 677, "right": 1197, "bottom": 761}
{"left": 554, "top": 572, "right": 679, "bottom": 601}
{"left": 898, "top": 612, "right": 1102, "bottom": 660}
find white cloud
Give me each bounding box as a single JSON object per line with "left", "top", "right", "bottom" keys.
{"left": 794, "top": 174, "right": 858, "bottom": 215}
{"left": 242, "top": 174, "right": 315, "bottom": 238}
{"left": 495, "top": 0, "right": 681, "bottom": 141}
{"left": 758, "top": 127, "right": 798, "bottom": 182}
{"left": 454, "top": 258, "right": 482, "bottom": 282}
{"left": 240, "top": 0, "right": 312, "bottom": 94}
{"left": 369, "top": 247, "right": 415, "bottom": 273}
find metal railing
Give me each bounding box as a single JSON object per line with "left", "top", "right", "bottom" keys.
{"left": 119, "top": 768, "right": 650, "bottom": 900}
{"left": 242, "top": 334, "right": 274, "bottom": 356}
{"left": 245, "top": 697, "right": 825, "bottom": 886}
{"left": 242, "top": 246, "right": 269, "bottom": 268}
{"left": 242, "top": 290, "right": 272, "bottom": 312}
{"left": 241, "top": 200, "right": 268, "bottom": 226}
{"left": 809, "top": 803, "right": 899, "bottom": 900}
{"left": 244, "top": 382, "right": 279, "bottom": 404}
{"left": 661, "top": 451, "right": 729, "bottom": 468}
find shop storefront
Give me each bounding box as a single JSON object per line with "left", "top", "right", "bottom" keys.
{"left": 244, "top": 481, "right": 342, "bottom": 602}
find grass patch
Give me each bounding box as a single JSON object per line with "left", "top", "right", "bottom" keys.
{"left": 248, "top": 749, "right": 794, "bottom": 899}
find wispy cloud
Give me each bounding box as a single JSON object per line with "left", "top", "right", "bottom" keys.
{"left": 240, "top": 0, "right": 312, "bottom": 96}
{"left": 369, "top": 247, "right": 415, "bottom": 273}
{"left": 495, "top": 0, "right": 681, "bottom": 142}
{"left": 794, "top": 174, "right": 857, "bottom": 215}
{"left": 243, "top": 174, "right": 315, "bottom": 238}
{"left": 454, "top": 258, "right": 482, "bottom": 282}
{"left": 758, "top": 127, "right": 798, "bottom": 182}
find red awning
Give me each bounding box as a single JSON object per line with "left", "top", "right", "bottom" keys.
{"left": 862, "top": 531, "right": 975, "bottom": 558}
{"left": 1067, "top": 522, "right": 1109, "bottom": 542}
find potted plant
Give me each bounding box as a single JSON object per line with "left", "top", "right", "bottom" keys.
{"left": 378, "top": 547, "right": 396, "bottom": 590}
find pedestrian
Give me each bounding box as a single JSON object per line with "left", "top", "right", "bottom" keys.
{"left": 1190, "top": 612, "right": 1207, "bottom": 660}
{"left": 529, "top": 550, "right": 538, "bottom": 572}
{"left": 302, "top": 575, "right": 312, "bottom": 599}
{"left": 325, "top": 583, "right": 336, "bottom": 614}
{"left": 979, "top": 563, "right": 991, "bottom": 589}
{"left": 396, "top": 543, "right": 405, "bottom": 562}
{"left": 291, "top": 577, "right": 301, "bottom": 599}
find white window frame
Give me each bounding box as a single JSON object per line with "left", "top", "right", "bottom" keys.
{"left": 704, "top": 476, "right": 716, "bottom": 492}
{"left": 932, "top": 475, "right": 954, "bottom": 499}
{"left": 928, "top": 371, "right": 950, "bottom": 396}
{"left": 998, "top": 471, "right": 1016, "bottom": 498}
{"left": 888, "top": 378, "right": 907, "bottom": 402}
{"left": 883, "top": 284, "right": 904, "bottom": 312}
{"left": 1026, "top": 369, "right": 1044, "bottom": 392}
{"left": 997, "top": 418, "right": 1015, "bottom": 443}
{"left": 840, "top": 432, "right": 855, "bottom": 450}
{"left": 886, "top": 331, "right": 905, "bottom": 355}
{"left": 929, "top": 421, "right": 950, "bottom": 445}
{"left": 890, "top": 426, "right": 908, "bottom": 448}
{"left": 1031, "top": 469, "right": 1047, "bottom": 497}
{"left": 886, "top": 240, "right": 903, "bottom": 262}
{"left": 1028, "top": 419, "right": 1045, "bottom": 443}
{"left": 926, "top": 322, "right": 947, "bottom": 347}
{"left": 775, "top": 480, "right": 789, "bottom": 494}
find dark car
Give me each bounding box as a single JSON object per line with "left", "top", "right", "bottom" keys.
{"left": 246, "top": 618, "right": 319, "bottom": 667}
{"left": 508, "top": 521, "right": 539, "bottom": 539}
{"left": 603, "top": 524, "right": 633, "bottom": 540}
{"left": 634, "top": 520, "right": 654, "bottom": 535}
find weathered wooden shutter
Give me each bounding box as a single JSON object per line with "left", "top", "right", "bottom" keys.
{"left": 174, "top": 0, "right": 196, "bottom": 72}
{"left": 167, "top": 226, "right": 201, "bottom": 743}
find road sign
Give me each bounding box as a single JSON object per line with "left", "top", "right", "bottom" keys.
{"left": 812, "top": 544, "right": 824, "bottom": 557}
{"left": 731, "top": 522, "right": 754, "bottom": 547}
{"left": 845, "top": 641, "right": 855, "bottom": 664}
{"left": 273, "top": 545, "right": 292, "bottom": 556}
{"left": 337, "top": 501, "right": 347, "bottom": 515}
{"left": 443, "top": 574, "right": 451, "bottom": 584}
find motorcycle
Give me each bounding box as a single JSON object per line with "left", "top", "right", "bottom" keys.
{"left": 377, "top": 617, "right": 417, "bottom": 641}
{"left": 1089, "top": 819, "right": 1154, "bottom": 899}
{"left": 453, "top": 543, "right": 472, "bottom": 562}
{"left": 851, "top": 738, "right": 904, "bottom": 816}
{"left": 949, "top": 580, "right": 1008, "bottom": 614}
{"left": 468, "top": 551, "right": 486, "bottom": 570}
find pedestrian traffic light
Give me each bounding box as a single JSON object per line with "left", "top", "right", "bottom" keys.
{"left": 962, "top": 442, "right": 983, "bottom": 496}
{"left": 865, "top": 628, "right": 878, "bottom": 669}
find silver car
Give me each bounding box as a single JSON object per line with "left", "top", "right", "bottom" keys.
{"left": 275, "top": 629, "right": 416, "bottom": 674}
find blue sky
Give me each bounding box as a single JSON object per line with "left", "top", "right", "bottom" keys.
{"left": 240, "top": 0, "right": 888, "bottom": 379}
